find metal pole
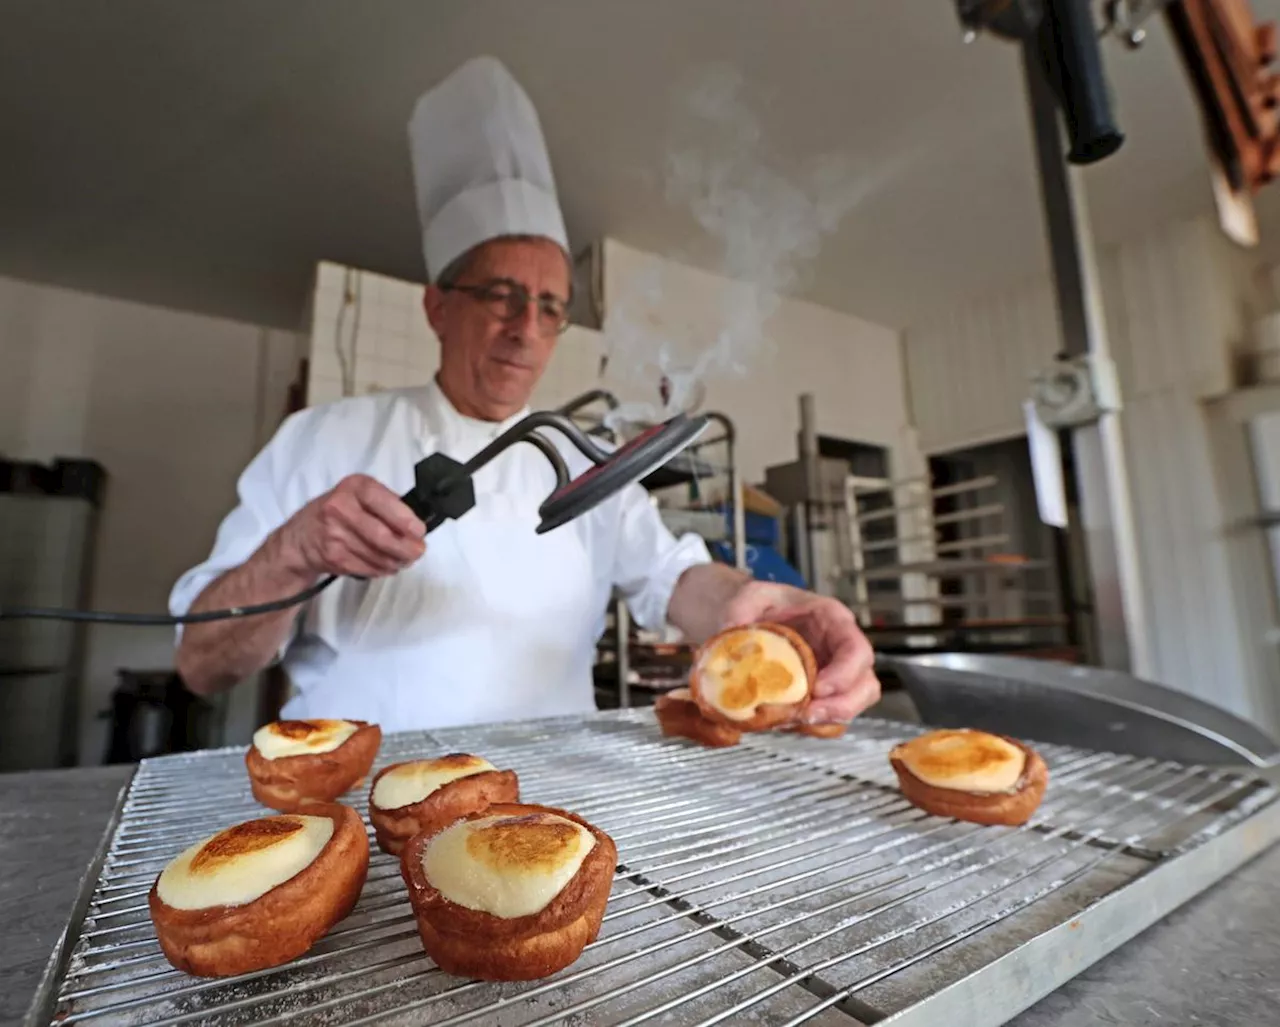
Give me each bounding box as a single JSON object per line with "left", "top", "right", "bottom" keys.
{"left": 1022, "top": 42, "right": 1154, "bottom": 678}
{"left": 729, "top": 455, "right": 747, "bottom": 572}
{"left": 799, "top": 393, "right": 820, "bottom": 591}
{"left": 708, "top": 412, "right": 747, "bottom": 571}
{"left": 615, "top": 598, "right": 630, "bottom": 709}
{"left": 791, "top": 505, "right": 812, "bottom": 586}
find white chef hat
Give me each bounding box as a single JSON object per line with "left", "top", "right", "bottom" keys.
{"left": 408, "top": 55, "right": 569, "bottom": 282}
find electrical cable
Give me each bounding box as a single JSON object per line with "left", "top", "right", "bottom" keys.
{"left": 0, "top": 576, "right": 338, "bottom": 625}
{"left": 0, "top": 411, "right": 710, "bottom": 627}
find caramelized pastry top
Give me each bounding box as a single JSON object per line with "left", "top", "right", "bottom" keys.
{"left": 156, "top": 814, "right": 334, "bottom": 910}
{"left": 372, "top": 754, "right": 496, "bottom": 810}
{"left": 252, "top": 719, "right": 359, "bottom": 760}
{"left": 696, "top": 627, "right": 808, "bottom": 721}
{"left": 893, "top": 729, "right": 1027, "bottom": 794}
{"left": 421, "top": 811, "right": 596, "bottom": 918}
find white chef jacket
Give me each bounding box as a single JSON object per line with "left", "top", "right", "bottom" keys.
{"left": 169, "top": 379, "right": 711, "bottom": 731}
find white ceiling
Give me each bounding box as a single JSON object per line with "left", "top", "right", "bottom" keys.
{"left": 3, "top": 0, "right": 1280, "bottom": 332}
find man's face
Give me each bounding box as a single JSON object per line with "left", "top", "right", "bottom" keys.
{"left": 424, "top": 237, "right": 571, "bottom": 421}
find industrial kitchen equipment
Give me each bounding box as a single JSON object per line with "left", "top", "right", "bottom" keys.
{"left": 0, "top": 457, "right": 105, "bottom": 770}
{"left": 886, "top": 651, "right": 1280, "bottom": 768}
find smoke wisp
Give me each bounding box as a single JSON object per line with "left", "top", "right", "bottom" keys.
{"left": 602, "top": 64, "right": 900, "bottom": 431}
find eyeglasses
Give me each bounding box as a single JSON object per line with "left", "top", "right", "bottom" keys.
{"left": 442, "top": 279, "right": 570, "bottom": 336}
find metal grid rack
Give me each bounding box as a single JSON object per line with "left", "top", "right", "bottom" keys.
{"left": 38, "top": 711, "right": 1280, "bottom": 1027}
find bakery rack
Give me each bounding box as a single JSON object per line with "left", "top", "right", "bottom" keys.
{"left": 838, "top": 472, "right": 1073, "bottom": 661}
{"left": 31, "top": 708, "right": 1280, "bottom": 1027}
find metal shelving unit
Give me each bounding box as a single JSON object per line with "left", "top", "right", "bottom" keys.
{"left": 840, "top": 473, "right": 1073, "bottom": 659}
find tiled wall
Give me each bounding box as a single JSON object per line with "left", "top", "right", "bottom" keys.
{"left": 306, "top": 261, "right": 440, "bottom": 406}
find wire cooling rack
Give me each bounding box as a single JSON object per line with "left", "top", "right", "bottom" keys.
{"left": 39, "top": 709, "right": 1280, "bottom": 1027}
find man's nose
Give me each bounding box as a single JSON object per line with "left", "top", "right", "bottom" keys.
{"left": 507, "top": 298, "right": 541, "bottom": 343}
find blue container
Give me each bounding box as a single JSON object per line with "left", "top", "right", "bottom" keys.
{"left": 711, "top": 542, "right": 807, "bottom": 589}
{"left": 719, "top": 506, "right": 780, "bottom": 547}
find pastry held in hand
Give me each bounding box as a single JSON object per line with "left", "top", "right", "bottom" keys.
{"left": 368, "top": 754, "right": 519, "bottom": 856}
{"left": 689, "top": 623, "right": 816, "bottom": 731}
{"left": 889, "top": 729, "right": 1049, "bottom": 826}
{"left": 245, "top": 719, "right": 381, "bottom": 813}
{"left": 654, "top": 688, "right": 741, "bottom": 747}
{"left": 400, "top": 802, "right": 616, "bottom": 981}
{"left": 148, "top": 803, "right": 369, "bottom": 977}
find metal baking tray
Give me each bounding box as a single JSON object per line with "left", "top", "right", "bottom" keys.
{"left": 885, "top": 653, "right": 1280, "bottom": 768}
{"left": 34, "top": 710, "right": 1280, "bottom": 1026}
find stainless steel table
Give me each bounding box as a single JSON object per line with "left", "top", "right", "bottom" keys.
{"left": 4, "top": 729, "right": 1276, "bottom": 1027}
{"left": 1, "top": 764, "right": 132, "bottom": 1027}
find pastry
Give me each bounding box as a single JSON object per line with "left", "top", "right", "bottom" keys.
{"left": 689, "top": 623, "right": 817, "bottom": 732}
{"left": 368, "top": 754, "right": 519, "bottom": 856}
{"left": 889, "top": 728, "right": 1049, "bottom": 826}
{"left": 400, "top": 802, "right": 617, "bottom": 981}
{"left": 245, "top": 718, "right": 381, "bottom": 812}
{"left": 148, "top": 803, "right": 368, "bottom": 977}
{"left": 784, "top": 721, "right": 847, "bottom": 739}
{"left": 654, "top": 688, "right": 741, "bottom": 747}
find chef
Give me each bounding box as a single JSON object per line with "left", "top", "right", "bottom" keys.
{"left": 169, "top": 55, "right": 880, "bottom": 732}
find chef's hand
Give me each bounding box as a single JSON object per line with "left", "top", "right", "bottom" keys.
{"left": 276, "top": 474, "right": 427, "bottom": 579}
{"left": 720, "top": 581, "right": 880, "bottom": 725}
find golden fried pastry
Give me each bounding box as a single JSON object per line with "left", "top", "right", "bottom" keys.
{"left": 889, "top": 728, "right": 1049, "bottom": 826}
{"left": 784, "top": 720, "right": 848, "bottom": 739}
{"left": 148, "top": 803, "right": 368, "bottom": 977}
{"left": 689, "top": 623, "right": 817, "bottom": 732}
{"left": 400, "top": 802, "right": 616, "bottom": 981}
{"left": 245, "top": 719, "right": 381, "bottom": 813}
{"left": 654, "top": 688, "right": 742, "bottom": 747}
{"left": 368, "top": 754, "right": 519, "bottom": 856}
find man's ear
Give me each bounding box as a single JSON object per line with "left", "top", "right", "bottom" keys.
{"left": 423, "top": 284, "right": 447, "bottom": 338}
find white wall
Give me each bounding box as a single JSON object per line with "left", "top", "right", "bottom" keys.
{"left": 0, "top": 274, "right": 303, "bottom": 762}
{"left": 599, "top": 240, "right": 914, "bottom": 485}
{"left": 902, "top": 215, "right": 1280, "bottom": 730}
{"left": 1249, "top": 410, "right": 1280, "bottom": 614}
{"left": 904, "top": 278, "right": 1060, "bottom": 455}
{"left": 305, "top": 262, "right": 437, "bottom": 406}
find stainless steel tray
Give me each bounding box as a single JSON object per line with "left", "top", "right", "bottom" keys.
{"left": 39, "top": 710, "right": 1280, "bottom": 1026}
{"left": 885, "top": 653, "right": 1280, "bottom": 768}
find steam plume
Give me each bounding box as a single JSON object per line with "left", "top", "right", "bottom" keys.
{"left": 602, "top": 64, "right": 899, "bottom": 430}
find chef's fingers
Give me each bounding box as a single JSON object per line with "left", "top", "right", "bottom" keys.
{"left": 717, "top": 581, "right": 792, "bottom": 630}
{"left": 804, "top": 669, "right": 881, "bottom": 724}
{"left": 347, "top": 475, "right": 427, "bottom": 538}
{"left": 312, "top": 495, "right": 405, "bottom": 575}
{"left": 324, "top": 482, "right": 424, "bottom": 565}
{"left": 323, "top": 525, "right": 404, "bottom": 577}
{"left": 811, "top": 627, "right": 874, "bottom": 700}
{"left": 348, "top": 501, "right": 427, "bottom": 564}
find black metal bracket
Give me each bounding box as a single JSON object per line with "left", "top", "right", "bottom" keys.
{"left": 398, "top": 410, "right": 709, "bottom": 537}
{"left": 400, "top": 453, "right": 478, "bottom": 532}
